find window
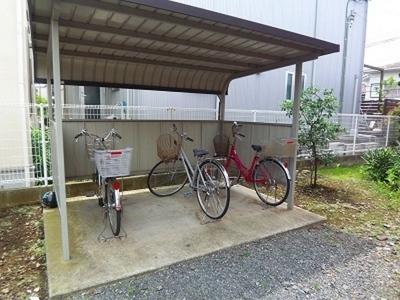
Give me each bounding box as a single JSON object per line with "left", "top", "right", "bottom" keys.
{"left": 285, "top": 72, "right": 306, "bottom": 100}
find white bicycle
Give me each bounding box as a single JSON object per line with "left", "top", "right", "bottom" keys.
{"left": 75, "top": 128, "right": 132, "bottom": 239}
{"left": 147, "top": 124, "right": 231, "bottom": 220}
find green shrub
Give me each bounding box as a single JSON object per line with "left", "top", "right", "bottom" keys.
{"left": 361, "top": 147, "right": 400, "bottom": 189}
{"left": 31, "top": 127, "right": 51, "bottom": 185}
{"left": 386, "top": 161, "right": 400, "bottom": 191}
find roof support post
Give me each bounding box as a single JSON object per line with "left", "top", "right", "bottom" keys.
{"left": 217, "top": 84, "right": 228, "bottom": 134}
{"left": 50, "top": 0, "right": 70, "bottom": 261}
{"left": 287, "top": 62, "right": 302, "bottom": 210}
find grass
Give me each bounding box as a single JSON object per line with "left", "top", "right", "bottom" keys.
{"left": 296, "top": 164, "right": 400, "bottom": 240}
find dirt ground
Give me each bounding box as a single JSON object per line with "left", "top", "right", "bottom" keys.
{"left": 0, "top": 205, "right": 47, "bottom": 300}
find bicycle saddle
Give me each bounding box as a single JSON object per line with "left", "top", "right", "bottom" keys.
{"left": 251, "top": 145, "right": 262, "bottom": 152}
{"left": 193, "top": 149, "right": 209, "bottom": 157}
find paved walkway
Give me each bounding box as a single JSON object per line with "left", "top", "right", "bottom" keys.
{"left": 43, "top": 186, "right": 325, "bottom": 299}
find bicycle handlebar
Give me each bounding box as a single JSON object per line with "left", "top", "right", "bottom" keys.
{"left": 74, "top": 128, "right": 122, "bottom": 143}
{"left": 232, "top": 122, "right": 245, "bottom": 138}
{"left": 172, "top": 123, "right": 193, "bottom": 142}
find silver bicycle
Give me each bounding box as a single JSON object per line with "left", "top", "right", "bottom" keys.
{"left": 147, "top": 124, "right": 231, "bottom": 220}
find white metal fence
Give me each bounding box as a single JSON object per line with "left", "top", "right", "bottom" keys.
{"left": 1, "top": 103, "right": 399, "bottom": 190}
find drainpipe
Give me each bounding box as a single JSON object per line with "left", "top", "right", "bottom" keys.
{"left": 311, "top": 0, "right": 319, "bottom": 85}
{"left": 340, "top": 0, "right": 368, "bottom": 112}
{"left": 339, "top": 0, "right": 356, "bottom": 112}
{"left": 16, "top": 0, "right": 31, "bottom": 187}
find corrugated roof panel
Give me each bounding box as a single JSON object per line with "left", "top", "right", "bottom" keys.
{"left": 30, "top": 0, "right": 339, "bottom": 94}
{"left": 104, "top": 61, "right": 118, "bottom": 83}
{"left": 71, "top": 57, "right": 85, "bottom": 81}
{"left": 93, "top": 60, "right": 106, "bottom": 82}
{"left": 82, "top": 59, "right": 96, "bottom": 82}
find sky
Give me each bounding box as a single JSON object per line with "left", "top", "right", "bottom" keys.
{"left": 364, "top": 0, "right": 400, "bottom": 67}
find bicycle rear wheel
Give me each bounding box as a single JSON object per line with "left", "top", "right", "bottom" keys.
{"left": 196, "top": 160, "right": 230, "bottom": 219}
{"left": 147, "top": 159, "right": 188, "bottom": 197}
{"left": 106, "top": 181, "right": 121, "bottom": 236}
{"left": 252, "top": 158, "right": 289, "bottom": 206}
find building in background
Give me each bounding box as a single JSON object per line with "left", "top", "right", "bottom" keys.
{"left": 0, "top": 0, "right": 34, "bottom": 188}
{"left": 63, "top": 0, "right": 369, "bottom": 116}
{"left": 363, "top": 63, "right": 400, "bottom": 101}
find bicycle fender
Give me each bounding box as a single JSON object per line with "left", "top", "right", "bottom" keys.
{"left": 203, "top": 158, "right": 231, "bottom": 188}
{"left": 257, "top": 158, "right": 291, "bottom": 181}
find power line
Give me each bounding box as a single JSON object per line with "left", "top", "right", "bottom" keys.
{"left": 366, "top": 36, "right": 400, "bottom": 48}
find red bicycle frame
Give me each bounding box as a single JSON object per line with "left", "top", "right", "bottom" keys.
{"left": 224, "top": 140, "right": 271, "bottom": 185}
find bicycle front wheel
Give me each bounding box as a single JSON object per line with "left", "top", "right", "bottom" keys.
{"left": 196, "top": 160, "right": 230, "bottom": 219}
{"left": 252, "top": 158, "right": 290, "bottom": 206}
{"left": 106, "top": 182, "right": 121, "bottom": 236}
{"left": 147, "top": 159, "right": 188, "bottom": 197}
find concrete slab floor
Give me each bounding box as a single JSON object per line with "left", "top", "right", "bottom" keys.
{"left": 43, "top": 185, "right": 326, "bottom": 299}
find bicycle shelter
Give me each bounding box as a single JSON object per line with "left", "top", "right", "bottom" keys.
{"left": 28, "top": 0, "right": 339, "bottom": 261}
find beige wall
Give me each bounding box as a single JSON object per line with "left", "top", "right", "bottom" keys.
{"left": 63, "top": 120, "right": 292, "bottom": 179}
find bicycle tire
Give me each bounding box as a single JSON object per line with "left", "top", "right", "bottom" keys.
{"left": 107, "top": 181, "right": 121, "bottom": 236}
{"left": 196, "top": 160, "right": 230, "bottom": 219}
{"left": 252, "top": 157, "right": 290, "bottom": 206}
{"left": 96, "top": 172, "right": 103, "bottom": 207}
{"left": 147, "top": 159, "right": 188, "bottom": 197}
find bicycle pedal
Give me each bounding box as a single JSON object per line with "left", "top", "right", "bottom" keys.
{"left": 184, "top": 192, "right": 193, "bottom": 198}
{"left": 86, "top": 191, "right": 95, "bottom": 197}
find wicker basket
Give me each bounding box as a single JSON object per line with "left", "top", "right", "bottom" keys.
{"left": 261, "top": 138, "right": 297, "bottom": 157}
{"left": 213, "top": 133, "right": 229, "bottom": 157}
{"left": 157, "top": 134, "right": 181, "bottom": 162}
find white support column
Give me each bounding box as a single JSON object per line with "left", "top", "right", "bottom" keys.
{"left": 51, "top": 0, "right": 70, "bottom": 261}
{"left": 46, "top": 34, "right": 53, "bottom": 121}
{"left": 287, "top": 62, "right": 303, "bottom": 210}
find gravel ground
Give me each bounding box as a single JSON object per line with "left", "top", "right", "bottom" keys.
{"left": 65, "top": 225, "right": 399, "bottom": 300}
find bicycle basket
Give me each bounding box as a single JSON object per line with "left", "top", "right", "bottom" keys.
{"left": 157, "top": 134, "right": 181, "bottom": 162}
{"left": 261, "top": 139, "right": 297, "bottom": 157}
{"left": 94, "top": 147, "right": 133, "bottom": 177}
{"left": 213, "top": 133, "right": 229, "bottom": 157}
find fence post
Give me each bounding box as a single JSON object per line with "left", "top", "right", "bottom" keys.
{"left": 252, "top": 110, "right": 257, "bottom": 122}
{"left": 40, "top": 104, "right": 49, "bottom": 186}
{"left": 386, "top": 116, "right": 391, "bottom": 147}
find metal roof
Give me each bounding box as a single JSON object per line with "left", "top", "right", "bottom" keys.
{"left": 29, "top": 0, "right": 340, "bottom": 95}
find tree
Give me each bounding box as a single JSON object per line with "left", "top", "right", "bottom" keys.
{"left": 281, "top": 86, "right": 346, "bottom": 186}
{"left": 374, "top": 76, "right": 399, "bottom": 112}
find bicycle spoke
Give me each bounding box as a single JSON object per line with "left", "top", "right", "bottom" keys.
{"left": 196, "top": 160, "right": 230, "bottom": 219}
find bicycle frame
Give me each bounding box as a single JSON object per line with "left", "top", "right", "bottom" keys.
{"left": 178, "top": 144, "right": 221, "bottom": 192}
{"left": 224, "top": 127, "right": 291, "bottom": 184}
{"left": 225, "top": 143, "right": 260, "bottom": 183}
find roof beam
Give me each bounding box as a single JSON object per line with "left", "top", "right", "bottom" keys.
{"left": 63, "top": 0, "right": 320, "bottom": 53}
{"left": 34, "top": 34, "right": 258, "bottom": 69}
{"left": 32, "top": 15, "right": 284, "bottom": 62}
{"left": 230, "top": 53, "right": 319, "bottom": 81}
{"left": 35, "top": 47, "right": 236, "bottom": 74}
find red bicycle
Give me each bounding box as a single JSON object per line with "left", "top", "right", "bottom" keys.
{"left": 218, "top": 122, "right": 291, "bottom": 206}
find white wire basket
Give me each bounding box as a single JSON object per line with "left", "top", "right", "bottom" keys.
{"left": 261, "top": 138, "right": 297, "bottom": 157}
{"left": 94, "top": 147, "right": 133, "bottom": 177}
